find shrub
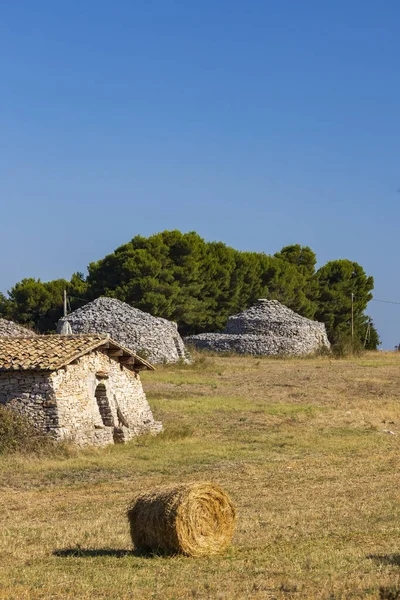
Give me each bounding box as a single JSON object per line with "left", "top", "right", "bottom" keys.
{"left": 331, "top": 334, "right": 365, "bottom": 358}
{"left": 135, "top": 348, "right": 151, "bottom": 361}
{"left": 0, "top": 405, "right": 69, "bottom": 456}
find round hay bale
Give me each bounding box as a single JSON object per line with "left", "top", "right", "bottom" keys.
{"left": 127, "top": 481, "right": 236, "bottom": 557}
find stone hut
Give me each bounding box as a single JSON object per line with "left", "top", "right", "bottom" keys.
{"left": 185, "top": 299, "right": 330, "bottom": 356}
{"left": 57, "top": 297, "right": 190, "bottom": 364}
{"left": 0, "top": 318, "right": 36, "bottom": 337}
{"left": 0, "top": 334, "right": 162, "bottom": 446}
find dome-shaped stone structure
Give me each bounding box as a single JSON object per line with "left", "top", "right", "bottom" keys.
{"left": 57, "top": 297, "right": 190, "bottom": 364}
{"left": 185, "top": 299, "right": 330, "bottom": 356}
{"left": 0, "top": 319, "right": 36, "bottom": 337}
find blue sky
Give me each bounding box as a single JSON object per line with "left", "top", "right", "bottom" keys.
{"left": 1, "top": 1, "right": 399, "bottom": 348}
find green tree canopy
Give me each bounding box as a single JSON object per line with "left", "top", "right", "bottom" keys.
{"left": 86, "top": 231, "right": 322, "bottom": 334}
{"left": 0, "top": 231, "right": 380, "bottom": 347}
{"left": 274, "top": 244, "right": 317, "bottom": 277}
{"left": 314, "top": 259, "right": 376, "bottom": 345}
{"left": 1, "top": 278, "right": 68, "bottom": 332}
{"left": 0, "top": 275, "right": 89, "bottom": 333}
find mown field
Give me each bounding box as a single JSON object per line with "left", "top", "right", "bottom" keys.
{"left": 1, "top": 352, "right": 400, "bottom": 599}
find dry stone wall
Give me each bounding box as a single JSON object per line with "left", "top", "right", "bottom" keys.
{"left": 50, "top": 349, "right": 162, "bottom": 445}
{"left": 57, "top": 297, "right": 190, "bottom": 364}
{"left": 185, "top": 299, "right": 330, "bottom": 357}
{"left": 0, "top": 372, "right": 57, "bottom": 432}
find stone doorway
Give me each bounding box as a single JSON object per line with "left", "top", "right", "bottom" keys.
{"left": 94, "top": 383, "right": 114, "bottom": 427}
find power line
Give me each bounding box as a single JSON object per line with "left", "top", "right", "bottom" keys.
{"left": 370, "top": 299, "right": 400, "bottom": 306}
{"left": 68, "top": 295, "right": 90, "bottom": 302}
{"left": 353, "top": 295, "right": 400, "bottom": 306}
{"left": 63, "top": 292, "right": 90, "bottom": 316}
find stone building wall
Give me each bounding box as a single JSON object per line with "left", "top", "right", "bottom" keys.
{"left": 0, "top": 371, "right": 58, "bottom": 432}
{"left": 0, "top": 350, "right": 161, "bottom": 447}
{"left": 50, "top": 349, "right": 161, "bottom": 445}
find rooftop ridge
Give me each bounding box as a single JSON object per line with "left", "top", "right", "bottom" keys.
{"left": 0, "top": 333, "right": 109, "bottom": 339}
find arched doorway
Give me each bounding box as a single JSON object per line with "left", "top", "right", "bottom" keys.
{"left": 94, "top": 383, "right": 114, "bottom": 427}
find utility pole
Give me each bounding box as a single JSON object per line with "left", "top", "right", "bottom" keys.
{"left": 63, "top": 289, "right": 68, "bottom": 317}
{"left": 364, "top": 319, "right": 371, "bottom": 347}
{"left": 351, "top": 292, "right": 354, "bottom": 341}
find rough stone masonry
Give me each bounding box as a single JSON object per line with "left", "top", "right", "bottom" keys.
{"left": 0, "top": 319, "right": 36, "bottom": 337}
{"left": 0, "top": 335, "right": 162, "bottom": 447}
{"left": 185, "top": 299, "right": 330, "bottom": 356}
{"left": 57, "top": 297, "right": 191, "bottom": 364}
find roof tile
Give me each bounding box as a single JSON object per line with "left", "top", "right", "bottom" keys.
{"left": 0, "top": 335, "right": 154, "bottom": 372}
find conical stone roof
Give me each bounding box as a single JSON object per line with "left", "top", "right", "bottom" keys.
{"left": 185, "top": 299, "right": 330, "bottom": 356}
{"left": 0, "top": 318, "right": 37, "bottom": 337}
{"left": 57, "top": 297, "right": 190, "bottom": 364}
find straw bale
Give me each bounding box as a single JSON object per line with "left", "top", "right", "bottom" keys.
{"left": 127, "top": 481, "right": 236, "bottom": 557}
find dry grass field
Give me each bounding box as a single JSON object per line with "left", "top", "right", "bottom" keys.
{"left": 1, "top": 352, "right": 400, "bottom": 599}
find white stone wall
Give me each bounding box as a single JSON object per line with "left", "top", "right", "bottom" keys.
{"left": 0, "top": 350, "right": 161, "bottom": 447}
{"left": 50, "top": 350, "right": 161, "bottom": 445}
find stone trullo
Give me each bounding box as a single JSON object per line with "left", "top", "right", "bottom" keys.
{"left": 57, "top": 297, "right": 190, "bottom": 364}
{"left": 185, "top": 299, "right": 330, "bottom": 356}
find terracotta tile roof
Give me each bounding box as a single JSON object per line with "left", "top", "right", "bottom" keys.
{"left": 0, "top": 335, "right": 155, "bottom": 372}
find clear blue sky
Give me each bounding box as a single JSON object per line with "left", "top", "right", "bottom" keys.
{"left": 1, "top": 1, "right": 399, "bottom": 348}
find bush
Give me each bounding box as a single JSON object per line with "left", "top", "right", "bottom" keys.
{"left": 0, "top": 405, "right": 69, "bottom": 456}
{"left": 135, "top": 348, "right": 151, "bottom": 361}
{"left": 331, "top": 334, "right": 365, "bottom": 358}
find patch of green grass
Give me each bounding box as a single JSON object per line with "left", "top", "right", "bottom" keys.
{"left": 143, "top": 372, "right": 219, "bottom": 386}
{"left": 263, "top": 403, "right": 319, "bottom": 417}
{"left": 359, "top": 361, "right": 382, "bottom": 368}
{"left": 146, "top": 389, "right": 209, "bottom": 400}
{"left": 150, "top": 394, "right": 321, "bottom": 419}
